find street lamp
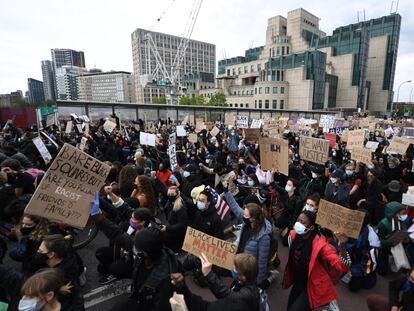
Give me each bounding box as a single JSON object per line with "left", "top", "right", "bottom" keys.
{"left": 394, "top": 80, "right": 412, "bottom": 115}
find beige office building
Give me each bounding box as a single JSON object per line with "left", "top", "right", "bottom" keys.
{"left": 216, "top": 8, "right": 401, "bottom": 113}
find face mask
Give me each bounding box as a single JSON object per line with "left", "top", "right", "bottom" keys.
{"left": 32, "top": 252, "right": 49, "bottom": 267}
{"left": 311, "top": 172, "right": 318, "bottom": 179}
{"left": 167, "top": 195, "right": 176, "bottom": 202}
{"left": 247, "top": 180, "right": 254, "bottom": 186}
{"left": 18, "top": 298, "right": 44, "bottom": 311}
{"left": 367, "top": 164, "right": 374, "bottom": 170}
{"left": 197, "top": 201, "right": 206, "bottom": 211}
{"left": 20, "top": 226, "right": 35, "bottom": 236}
{"left": 330, "top": 177, "right": 338, "bottom": 184}
{"left": 285, "top": 185, "right": 293, "bottom": 193}
{"left": 231, "top": 270, "right": 239, "bottom": 282}
{"left": 303, "top": 204, "right": 315, "bottom": 212}
{"left": 183, "top": 171, "right": 190, "bottom": 178}
{"left": 243, "top": 217, "right": 251, "bottom": 227}
{"left": 294, "top": 222, "right": 309, "bottom": 235}
{"left": 345, "top": 170, "right": 353, "bottom": 176}
{"left": 129, "top": 219, "right": 142, "bottom": 230}
{"left": 399, "top": 214, "right": 408, "bottom": 222}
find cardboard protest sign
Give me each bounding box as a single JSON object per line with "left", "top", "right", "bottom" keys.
{"left": 40, "top": 131, "right": 59, "bottom": 149}
{"left": 103, "top": 120, "right": 117, "bottom": 133}
{"left": 182, "top": 227, "right": 237, "bottom": 270}
{"left": 32, "top": 137, "right": 52, "bottom": 163}
{"left": 350, "top": 147, "right": 372, "bottom": 164}
{"left": 236, "top": 115, "right": 249, "bottom": 128}
{"left": 168, "top": 144, "right": 177, "bottom": 172}
{"left": 139, "top": 132, "right": 156, "bottom": 147}
{"left": 250, "top": 119, "right": 262, "bottom": 129}
{"left": 316, "top": 199, "right": 366, "bottom": 239}
{"left": 210, "top": 126, "right": 220, "bottom": 137}
{"left": 299, "top": 136, "right": 329, "bottom": 165}
{"left": 319, "top": 115, "right": 335, "bottom": 132}
{"left": 189, "top": 133, "right": 198, "bottom": 143}
{"left": 65, "top": 121, "right": 73, "bottom": 134}
{"left": 259, "top": 137, "right": 289, "bottom": 176}
{"left": 224, "top": 112, "right": 235, "bottom": 126}
{"left": 244, "top": 128, "right": 261, "bottom": 143}
{"left": 402, "top": 193, "right": 414, "bottom": 207}
{"left": 24, "top": 143, "right": 111, "bottom": 229}
{"left": 84, "top": 123, "right": 90, "bottom": 136}
{"left": 346, "top": 129, "right": 366, "bottom": 150}
{"left": 387, "top": 136, "right": 412, "bottom": 154}
{"left": 168, "top": 133, "right": 176, "bottom": 145}
{"left": 176, "top": 125, "right": 187, "bottom": 137}
{"left": 341, "top": 131, "right": 349, "bottom": 142}
{"left": 45, "top": 113, "right": 55, "bottom": 128}
{"left": 365, "top": 141, "right": 379, "bottom": 152}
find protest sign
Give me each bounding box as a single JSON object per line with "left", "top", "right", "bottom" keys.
{"left": 168, "top": 133, "right": 176, "bottom": 145}
{"left": 168, "top": 144, "right": 177, "bottom": 172}
{"left": 32, "top": 137, "right": 52, "bottom": 163}
{"left": 250, "top": 119, "right": 262, "bottom": 129}
{"left": 316, "top": 199, "right": 366, "bottom": 239}
{"left": 387, "top": 136, "right": 412, "bottom": 154}
{"left": 103, "top": 120, "right": 117, "bottom": 133}
{"left": 76, "top": 124, "right": 83, "bottom": 134}
{"left": 65, "top": 121, "right": 73, "bottom": 134}
{"left": 176, "top": 125, "right": 187, "bottom": 137}
{"left": 182, "top": 226, "right": 237, "bottom": 270}
{"left": 329, "top": 127, "right": 348, "bottom": 135}
{"left": 324, "top": 133, "right": 337, "bottom": 149}
{"left": 319, "top": 115, "right": 335, "bottom": 132}
{"left": 341, "top": 131, "right": 349, "bottom": 142}
{"left": 224, "top": 112, "right": 235, "bottom": 126}
{"left": 259, "top": 137, "right": 289, "bottom": 176}
{"left": 236, "top": 116, "right": 249, "bottom": 128}
{"left": 24, "top": 143, "right": 110, "bottom": 229}
{"left": 365, "top": 141, "right": 379, "bottom": 152}
{"left": 45, "top": 113, "right": 55, "bottom": 128}
{"left": 244, "top": 128, "right": 261, "bottom": 143}
{"left": 40, "top": 131, "right": 59, "bottom": 149}
{"left": 84, "top": 123, "right": 90, "bottom": 136}
{"left": 139, "top": 132, "right": 156, "bottom": 147}
{"left": 351, "top": 147, "right": 372, "bottom": 164}
{"left": 402, "top": 127, "right": 414, "bottom": 138}
{"left": 189, "top": 133, "right": 198, "bottom": 143}
{"left": 204, "top": 122, "right": 214, "bottom": 130}
{"left": 402, "top": 193, "right": 414, "bottom": 207}
{"left": 346, "top": 129, "right": 366, "bottom": 150}
{"left": 195, "top": 122, "right": 206, "bottom": 133}
{"left": 210, "top": 126, "right": 220, "bottom": 137}
{"left": 299, "top": 136, "right": 329, "bottom": 165}
{"left": 79, "top": 137, "right": 88, "bottom": 152}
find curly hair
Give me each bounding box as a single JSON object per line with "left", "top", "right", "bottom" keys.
{"left": 136, "top": 175, "right": 157, "bottom": 214}
{"left": 118, "top": 165, "right": 138, "bottom": 190}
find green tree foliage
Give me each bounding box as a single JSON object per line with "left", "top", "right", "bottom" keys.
{"left": 208, "top": 93, "right": 227, "bottom": 107}
{"left": 152, "top": 96, "right": 167, "bottom": 104}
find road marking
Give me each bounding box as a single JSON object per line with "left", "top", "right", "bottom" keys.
{"left": 84, "top": 279, "right": 131, "bottom": 309}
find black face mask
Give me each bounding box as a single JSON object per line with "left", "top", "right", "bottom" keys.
{"left": 32, "top": 252, "right": 49, "bottom": 269}
{"left": 167, "top": 195, "right": 176, "bottom": 202}
{"left": 243, "top": 217, "right": 251, "bottom": 227}
{"left": 20, "top": 226, "right": 34, "bottom": 236}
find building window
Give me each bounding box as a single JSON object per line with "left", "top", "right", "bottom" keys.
{"left": 234, "top": 91, "right": 236, "bottom": 95}
{"left": 254, "top": 100, "right": 257, "bottom": 108}
{"left": 281, "top": 87, "right": 285, "bottom": 94}
{"left": 238, "top": 91, "right": 240, "bottom": 95}
{"left": 265, "top": 87, "right": 270, "bottom": 94}
{"left": 273, "top": 87, "right": 278, "bottom": 94}
{"left": 246, "top": 103, "right": 249, "bottom": 108}
{"left": 240, "top": 103, "right": 243, "bottom": 108}
{"left": 286, "top": 46, "right": 290, "bottom": 54}
{"left": 258, "top": 64, "right": 262, "bottom": 71}
{"left": 265, "top": 100, "right": 269, "bottom": 109}
{"left": 230, "top": 104, "right": 233, "bottom": 107}
{"left": 276, "top": 70, "right": 280, "bottom": 81}
{"left": 258, "top": 100, "right": 262, "bottom": 109}
{"left": 281, "top": 71, "right": 284, "bottom": 81}
{"left": 277, "top": 47, "right": 280, "bottom": 55}
{"left": 238, "top": 67, "right": 241, "bottom": 74}
{"left": 280, "top": 99, "right": 284, "bottom": 109}
{"left": 232, "top": 68, "right": 236, "bottom": 75}
{"left": 282, "top": 46, "right": 285, "bottom": 55}
{"left": 272, "top": 100, "right": 277, "bottom": 109}
{"left": 259, "top": 87, "right": 262, "bottom": 94}
{"left": 235, "top": 103, "right": 238, "bottom": 107}
{"left": 244, "top": 66, "right": 248, "bottom": 73}
{"left": 251, "top": 65, "right": 254, "bottom": 72}
{"left": 255, "top": 88, "right": 257, "bottom": 94}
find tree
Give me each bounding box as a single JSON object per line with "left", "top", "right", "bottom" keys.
{"left": 179, "top": 96, "right": 192, "bottom": 105}
{"left": 152, "top": 96, "right": 166, "bottom": 104}
{"left": 194, "top": 95, "right": 205, "bottom": 105}
{"left": 208, "top": 92, "right": 227, "bottom": 107}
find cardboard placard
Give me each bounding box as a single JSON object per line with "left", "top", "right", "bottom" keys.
{"left": 346, "top": 129, "right": 366, "bottom": 150}
{"left": 182, "top": 226, "right": 237, "bottom": 270}
{"left": 351, "top": 147, "right": 372, "bottom": 164}
{"left": 244, "top": 128, "right": 261, "bottom": 143}
{"left": 45, "top": 113, "right": 55, "bottom": 128}
{"left": 103, "top": 120, "right": 117, "bottom": 133}
{"left": 236, "top": 115, "right": 249, "bottom": 128}
{"left": 32, "top": 137, "right": 52, "bottom": 163}
{"left": 24, "top": 144, "right": 110, "bottom": 229}
{"left": 387, "top": 136, "right": 412, "bottom": 154}
{"left": 250, "top": 119, "right": 262, "bottom": 129}
{"left": 224, "top": 112, "right": 235, "bottom": 126}
{"left": 210, "top": 126, "right": 220, "bottom": 137}
{"left": 84, "top": 123, "right": 90, "bottom": 136}
{"left": 140, "top": 132, "right": 156, "bottom": 147}
{"left": 299, "top": 136, "right": 329, "bottom": 165}
{"left": 402, "top": 193, "right": 414, "bottom": 207}
{"left": 341, "top": 131, "right": 349, "bottom": 142}
{"left": 259, "top": 137, "right": 289, "bottom": 176}
{"left": 319, "top": 115, "right": 336, "bottom": 132}
{"left": 176, "top": 125, "right": 187, "bottom": 137}
{"left": 189, "top": 133, "right": 198, "bottom": 143}
{"left": 316, "top": 199, "right": 366, "bottom": 239}
{"left": 365, "top": 141, "right": 379, "bottom": 152}
{"left": 65, "top": 121, "right": 73, "bottom": 134}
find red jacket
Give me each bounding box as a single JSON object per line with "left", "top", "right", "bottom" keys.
{"left": 283, "top": 230, "right": 349, "bottom": 309}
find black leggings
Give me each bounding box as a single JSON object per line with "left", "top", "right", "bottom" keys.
{"left": 287, "top": 285, "right": 311, "bottom": 311}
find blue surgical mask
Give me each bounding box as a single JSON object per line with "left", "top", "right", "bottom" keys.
{"left": 18, "top": 298, "right": 44, "bottom": 311}
{"left": 247, "top": 180, "right": 254, "bottom": 186}
{"left": 399, "top": 214, "right": 408, "bottom": 222}
{"left": 197, "top": 201, "right": 206, "bottom": 211}
{"left": 183, "top": 171, "right": 190, "bottom": 178}
{"left": 345, "top": 170, "right": 353, "bottom": 176}
{"left": 294, "top": 222, "right": 309, "bottom": 235}
{"left": 231, "top": 270, "right": 239, "bottom": 282}
{"left": 330, "top": 177, "right": 338, "bottom": 184}
{"left": 303, "top": 204, "right": 315, "bottom": 212}
{"left": 285, "top": 185, "right": 293, "bottom": 193}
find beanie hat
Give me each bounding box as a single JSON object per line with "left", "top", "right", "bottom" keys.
{"left": 134, "top": 227, "right": 164, "bottom": 260}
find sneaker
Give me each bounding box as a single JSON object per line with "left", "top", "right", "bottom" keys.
{"left": 99, "top": 274, "right": 117, "bottom": 285}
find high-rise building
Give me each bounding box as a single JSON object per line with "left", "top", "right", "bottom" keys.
{"left": 131, "top": 28, "right": 216, "bottom": 103}
{"left": 27, "top": 78, "right": 45, "bottom": 105}
{"left": 41, "top": 60, "right": 56, "bottom": 101}
{"left": 55, "top": 66, "right": 88, "bottom": 100}
{"left": 0, "top": 90, "right": 23, "bottom": 107}
{"left": 51, "top": 49, "right": 86, "bottom": 69}
{"left": 77, "top": 71, "right": 136, "bottom": 103}
{"left": 216, "top": 8, "right": 401, "bottom": 113}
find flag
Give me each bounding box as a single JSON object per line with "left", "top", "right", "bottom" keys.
{"left": 205, "top": 186, "right": 231, "bottom": 221}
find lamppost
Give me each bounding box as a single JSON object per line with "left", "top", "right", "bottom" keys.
{"left": 394, "top": 80, "right": 412, "bottom": 115}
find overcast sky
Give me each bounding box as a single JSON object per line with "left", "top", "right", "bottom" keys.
{"left": 1, "top": 0, "right": 413, "bottom": 101}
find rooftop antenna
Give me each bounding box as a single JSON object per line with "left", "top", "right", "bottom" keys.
{"left": 395, "top": 0, "right": 399, "bottom": 12}
{"left": 390, "top": 1, "right": 394, "bottom": 14}
{"left": 249, "top": 40, "right": 254, "bottom": 49}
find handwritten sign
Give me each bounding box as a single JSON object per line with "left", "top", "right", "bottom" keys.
{"left": 351, "top": 147, "right": 372, "bottom": 164}
{"left": 176, "top": 125, "right": 187, "bottom": 137}
{"left": 45, "top": 113, "right": 55, "bottom": 128}
{"left": 316, "top": 199, "right": 366, "bottom": 239}
{"left": 244, "top": 128, "right": 261, "bottom": 143}
{"left": 103, "top": 120, "right": 117, "bottom": 133}
{"left": 250, "top": 119, "right": 262, "bottom": 129}
{"left": 319, "top": 115, "right": 335, "bottom": 132}
{"left": 188, "top": 133, "right": 198, "bottom": 143}
{"left": 259, "top": 137, "right": 289, "bottom": 176}
{"left": 365, "top": 141, "right": 379, "bottom": 152}
{"left": 24, "top": 143, "right": 110, "bottom": 229}
{"left": 140, "top": 132, "right": 156, "bottom": 147}
{"left": 32, "top": 137, "right": 52, "bottom": 163}
{"left": 65, "top": 121, "right": 73, "bottom": 134}
{"left": 299, "top": 136, "right": 329, "bottom": 165}
{"left": 224, "top": 112, "right": 235, "bottom": 126}
{"left": 346, "top": 129, "right": 366, "bottom": 150}
{"left": 168, "top": 144, "right": 177, "bottom": 172}
{"left": 387, "top": 136, "right": 412, "bottom": 154}
{"left": 182, "top": 227, "right": 237, "bottom": 270}
{"left": 236, "top": 115, "right": 249, "bottom": 128}
{"left": 210, "top": 126, "right": 220, "bottom": 137}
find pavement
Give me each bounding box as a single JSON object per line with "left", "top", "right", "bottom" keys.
{"left": 3, "top": 231, "right": 392, "bottom": 310}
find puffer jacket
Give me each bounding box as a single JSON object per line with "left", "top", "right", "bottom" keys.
{"left": 224, "top": 191, "right": 271, "bottom": 284}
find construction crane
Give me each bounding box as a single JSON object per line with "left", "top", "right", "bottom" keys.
{"left": 141, "top": 0, "right": 203, "bottom": 105}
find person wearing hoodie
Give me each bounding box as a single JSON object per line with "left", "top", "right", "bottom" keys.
{"left": 324, "top": 169, "right": 351, "bottom": 207}
{"left": 377, "top": 202, "right": 413, "bottom": 275}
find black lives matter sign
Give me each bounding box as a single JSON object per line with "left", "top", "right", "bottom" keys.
{"left": 25, "top": 143, "right": 110, "bottom": 229}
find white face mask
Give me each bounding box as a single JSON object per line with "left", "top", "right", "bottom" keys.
{"left": 330, "top": 177, "right": 338, "bottom": 184}
{"left": 18, "top": 298, "right": 44, "bottom": 311}
{"left": 303, "top": 204, "right": 315, "bottom": 212}
{"left": 294, "top": 222, "right": 309, "bottom": 235}
{"left": 247, "top": 180, "right": 254, "bottom": 186}
{"left": 285, "top": 185, "right": 293, "bottom": 193}
{"left": 311, "top": 172, "right": 318, "bottom": 179}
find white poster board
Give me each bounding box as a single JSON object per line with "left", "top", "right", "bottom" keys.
{"left": 140, "top": 132, "right": 156, "bottom": 147}
{"left": 32, "top": 137, "right": 52, "bottom": 163}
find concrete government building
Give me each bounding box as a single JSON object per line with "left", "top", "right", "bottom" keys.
{"left": 214, "top": 8, "right": 401, "bottom": 114}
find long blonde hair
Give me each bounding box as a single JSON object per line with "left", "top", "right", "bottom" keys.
{"left": 169, "top": 186, "right": 184, "bottom": 212}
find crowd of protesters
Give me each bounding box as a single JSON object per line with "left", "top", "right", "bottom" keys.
{"left": 0, "top": 113, "right": 413, "bottom": 311}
